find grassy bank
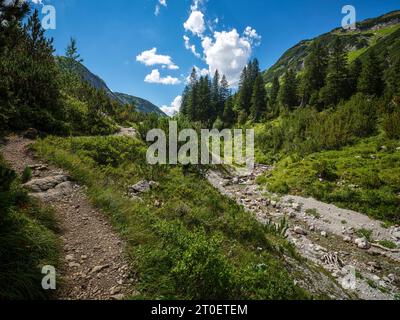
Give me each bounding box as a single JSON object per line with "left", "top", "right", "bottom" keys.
{"left": 34, "top": 135, "right": 310, "bottom": 300}
{"left": 0, "top": 155, "right": 60, "bottom": 300}
{"left": 258, "top": 137, "right": 400, "bottom": 223}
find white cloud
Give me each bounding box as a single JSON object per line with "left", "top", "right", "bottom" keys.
{"left": 183, "top": 35, "right": 201, "bottom": 58}
{"left": 184, "top": 10, "right": 205, "bottom": 36}
{"left": 243, "top": 26, "right": 262, "bottom": 46}
{"left": 201, "top": 29, "right": 253, "bottom": 85}
{"left": 161, "top": 95, "right": 182, "bottom": 116}
{"left": 136, "top": 48, "right": 179, "bottom": 70}
{"left": 154, "top": 0, "right": 167, "bottom": 16}
{"left": 145, "top": 69, "right": 181, "bottom": 85}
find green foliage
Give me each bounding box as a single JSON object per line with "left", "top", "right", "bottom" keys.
{"left": 34, "top": 136, "right": 309, "bottom": 300}
{"left": 65, "top": 37, "right": 83, "bottom": 63}
{"left": 0, "top": 156, "right": 59, "bottom": 300}
{"left": 320, "top": 37, "right": 350, "bottom": 107}
{"left": 250, "top": 75, "right": 267, "bottom": 121}
{"left": 181, "top": 68, "right": 232, "bottom": 128}
{"left": 378, "top": 240, "right": 397, "bottom": 249}
{"left": 300, "top": 40, "right": 329, "bottom": 106}
{"left": 356, "top": 228, "right": 373, "bottom": 241}
{"left": 358, "top": 50, "right": 384, "bottom": 96}
{"left": 158, "top": 224, "right": 234, "bottom": 299}
{"left": 21, "top": 166, "right": 32, "bottom": 183}
{"left": 279, "top": 69, "right": 298, "bottom": 109}
{"left": 262, "top": 137, "right": 400, "bottom": 223}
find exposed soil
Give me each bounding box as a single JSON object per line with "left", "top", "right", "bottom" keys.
{"left": 1, "top": 135, "right": 135, "bottom": 300}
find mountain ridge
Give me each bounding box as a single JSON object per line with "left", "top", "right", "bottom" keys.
{"left": 263, "top": 10, "right": 400, "bottom": 85}
{"left": 57, "top": 57, "right": 166, "bottom": 116}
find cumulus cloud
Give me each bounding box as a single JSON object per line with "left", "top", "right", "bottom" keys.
{"left": 144, "top": 69, "right": 181, "bottom": 85}
{"left": 201, "top": 29, "right": 253, "bottom": 85}
{"left": 136, "top": 48, "right": 179, "bottom": 70}
{"left": 183, "top": 35, "right": 201, "bottom": 58}
{"left": 183, "top": 10, "right": 205, "bottom": 36}
{"left": 243, "top": 26, "right": 262, "bottom": 46}
{"left": 161, "top": 95, "right": 182, "bottom": 116}
{"left": 154, "top": 0, "right": 167, "bottom": 16}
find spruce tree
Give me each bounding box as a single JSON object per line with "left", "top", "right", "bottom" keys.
{"left": 250, "top": 75, "right": 266, "bottom": 121}
{"left": 358, "top": 50, "right": 384, "bottom": 97}
{"left": 348, "top": 57, "right": 362, "bottom": 96}
{"left": 321, "top": 37, "right": 349, "bottom": 106}
{"left": 270, "top": 76, "right": 280, "bottom": 107}
{"left": 385, "top": 56, "right": 400, "bottom": 96}
{"left": 211, "top": 70, "right": 221, "bottom": 117}
{"left": 301, "top": 40, "right": 329, "bottom": 105}
{"left": 223, "top": 96, "right": 235, "bottom": 127}
{"left": 66, "top": 37, "right": 83, "bottom": 62}
{"left": 279, "top": 69, "right": 298, "bottom": 109}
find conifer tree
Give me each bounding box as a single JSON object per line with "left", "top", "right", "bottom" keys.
{"left": 270, "top": 76, "right": 280, "bottom": 107}
{"left": 279, "top": 69, "right": 298, "bottom": 109}
{"left": 223, "top": 96, "right": 235, "bottom": 127}
{"left": 66, "top": 37, "right": 83, "bottom": 62}
{"left": 358, "top": 50, "right": 384, "bottom": 97}
{"left": 321, "top": 37, "right": 349, "bottom": 106}
{"left": 301, "top": 40, "right": 329, "bottom": 105}
{"left": 250, "top": 75, "right": 266, "bottom": 121}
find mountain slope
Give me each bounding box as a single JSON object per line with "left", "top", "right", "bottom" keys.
{"left": 114, "top": 92, "right": 166, "bottom": 116}
{"left": 263, "top": 10, "right": 400, "bottom": 84}
{"left": 57, "top": 57, "right": 166, "bottom": 116}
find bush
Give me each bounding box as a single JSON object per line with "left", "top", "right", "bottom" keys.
{"left": 171, "top": 229, "right": 234, "bottom": 299}
{"left": 312, "top": 160, "right": 338, "bottom": 181}
{"left": 382, "top": 110, "right": 400, "bottom": 139}
{"left": 21, "top": 167, "right": 32, "bottom": 183}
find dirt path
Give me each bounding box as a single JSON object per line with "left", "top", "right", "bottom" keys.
{"left": 1, "top": 135, "right": 134, "bottom": 300}
{"left": 207, "top": 165, "right": 400, "bottom": 300}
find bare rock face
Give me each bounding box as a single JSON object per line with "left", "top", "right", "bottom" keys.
{"left": 32, "top": 181, "right": 74, "bottom": 201}
{"left": 354, "top": 237, "right": 371, "bottom": 250}
{"left": 128, "top": 180, "right": 159, "bottom": 197}
{"left": 23, "top": 175, "right": 69, "bottom": 193}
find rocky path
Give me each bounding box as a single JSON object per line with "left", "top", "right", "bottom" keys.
{"left": 1, "top": 135, "right": 134, "bottom": 300}
{"left": 207, "top": 165, "right": 400, "bottom": 300}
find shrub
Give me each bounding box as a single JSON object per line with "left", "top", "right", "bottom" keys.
{"left": 312, "top": 160, "right": 338, "bottom": 181}
{"left": 21, "top": 167, "right": 32, "bottom": 183}
{"left": 171, "top": 229, "right": 234, "bottom": 300}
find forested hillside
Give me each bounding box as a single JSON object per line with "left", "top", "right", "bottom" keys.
{"left": 176, "top": 11, "right": 400, "bottom": 223}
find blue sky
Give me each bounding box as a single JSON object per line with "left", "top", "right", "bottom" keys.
{"left": 33, "top": 0, "right": 399, "bottom": 114}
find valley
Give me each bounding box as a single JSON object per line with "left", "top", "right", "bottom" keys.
{"left": 1, "top": 1, "right": 399, "bottom": 302}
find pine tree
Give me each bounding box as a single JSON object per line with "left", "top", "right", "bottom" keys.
{"left": 66, "top": 37, "right": 83, "bottom": 62}
{"left": 321, "top": 37, "right": 349, "bottom": 106}
{"left": 348, "top": 57, "right": 362, "bottom": 96}
{"left": 211, "top": 70, "right": 221, "bottom": 117}
{"left": 358, "top": 50, "right": 384, "bottom": 97}
{"left": 223, "top": 96, "right": 235, "bottom": 127}
{"left": 250, "top": 75, "right": 266, "bottom": 121}
{"left": 219, "top": 75, "right": 230, "bottom": 107}
{"left": 237, "top": 66, "right": 251, "bottom": 115}
{"left": 301, "top": 40, "right": 329, "bottom": 105}
{"left": 279, "top": 69, "right": 298, "bottom": 109}
{"left": 270, "top": 76, "right": 280, "bottom": 107}
{"left": 385, "top": 56, "right": 400, "bottom": 96}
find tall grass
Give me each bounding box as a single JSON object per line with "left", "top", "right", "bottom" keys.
{"left": 0, "top": 156, "right": 60, "bottom": 300}
{"left": 34, "top": 136, "right": 310, "bottom": 300}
